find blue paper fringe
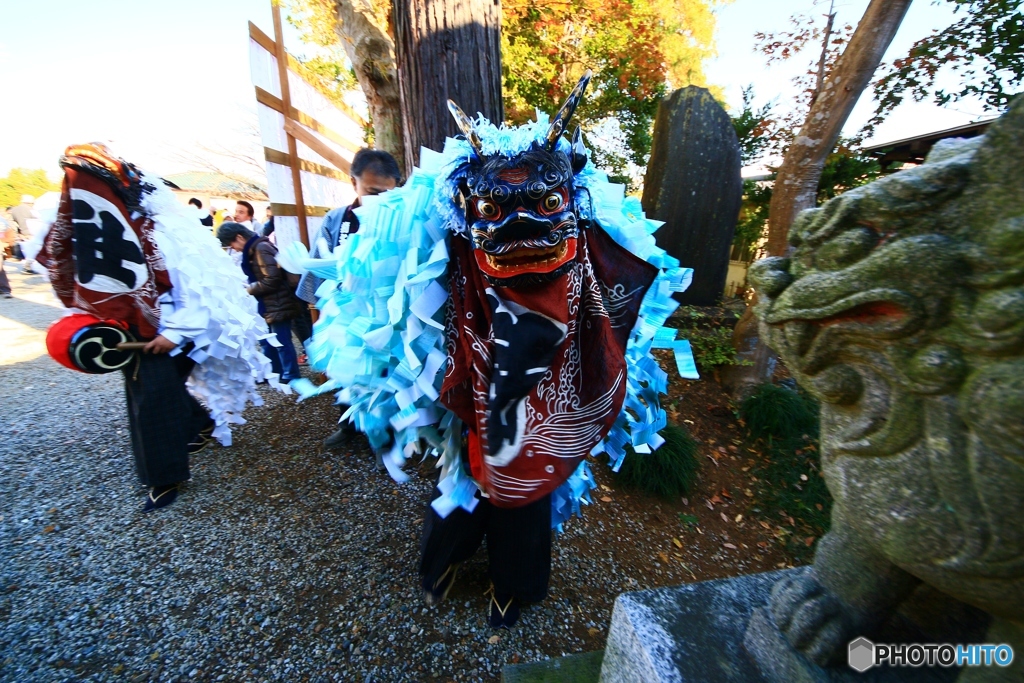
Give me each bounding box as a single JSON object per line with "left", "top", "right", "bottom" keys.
{"left": 279, "top": 116, "right": 698, "bottom": 530}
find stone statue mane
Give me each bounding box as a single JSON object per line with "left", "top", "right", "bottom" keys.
{"left": 750, "top": 97, "right": 1024, "bottom": 680}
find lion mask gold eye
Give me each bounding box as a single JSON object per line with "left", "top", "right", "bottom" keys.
{"left": 476, "top": 199, "right": 499, "bottom": 219}
{"left": 542, "top": 192, "right": 564, "bottom": 212}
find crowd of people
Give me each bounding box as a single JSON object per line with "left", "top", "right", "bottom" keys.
{"left": 1, "top": 193, "right": 51, "bottom": 296}
{"left": 207, "top": 149, "right": 402, "bottom": 397}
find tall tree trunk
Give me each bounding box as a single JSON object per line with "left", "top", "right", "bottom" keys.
{"left": 765, "top": 0, "right": 913, "bottom": 256}
{"left": 724, "top": 0, "right": 913, "bottom": 398}
{"left": 333, "top": 0, "right": 406, "bottom": 173}
{"left": 392, "top": 0, "right": 504, "bottom": 175}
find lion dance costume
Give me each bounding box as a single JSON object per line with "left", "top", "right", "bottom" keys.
{"left": 280, "top": 74, "right": 699, "bottom": 625}
{"left": 42, "top": 144, "right": 281, "bottom": 511}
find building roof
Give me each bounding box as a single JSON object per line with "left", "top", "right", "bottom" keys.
{"left": 862, "top": 119, "right": 997, "bottom": 167}
{"left": 164, "top": 172, "right": 268, "bottom": 199}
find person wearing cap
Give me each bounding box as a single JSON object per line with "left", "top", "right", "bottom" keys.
{"left": 217, "top": 221, "right": 303, "bottom": 382}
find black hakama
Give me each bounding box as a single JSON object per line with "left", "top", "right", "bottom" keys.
{"left": 122, "top": 350, "right": 210, "bottom": 488}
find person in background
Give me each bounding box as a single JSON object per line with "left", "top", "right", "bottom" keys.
{"left": 3, "top": 207, "right": 24, "bottom": 261}
{"left": 9, "top": 195, "right": 34, "bottom": 241}
{"left": 217, "top": 222, "right": 302, "bottom": 382}
{"left": 188, "top": 197, "right": 214, "bottom": 227}
{"left": 0, "top": 215, "right": 12, "bottom": 298}
{"left": 296, "top": 149, "right": 401, "bottom": 304}
{"left": 296, "top": 148, "right": 402, "bottom": 450}
{"left": 262, "top": 206, "right": 275, "bottom": 239}
{"left": 233, "top": 200, "right": 262, "bottom": 234}
{"left": 211, "top": 205, "right": 228, "bottom": 229}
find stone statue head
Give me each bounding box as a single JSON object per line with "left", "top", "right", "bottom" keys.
{"left": 752, "top": 104, "right": 1024, "bottom": 471}
{"left": 748, "top": 98, "right": 1024, "bottom": 672}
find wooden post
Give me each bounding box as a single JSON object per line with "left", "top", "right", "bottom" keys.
{"left": 271, "top": 0, "right": 310, "bottom": 248}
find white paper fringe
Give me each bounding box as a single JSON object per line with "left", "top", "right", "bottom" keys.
{"left": 140, "top": 173, "right": 287, "bottom": 445}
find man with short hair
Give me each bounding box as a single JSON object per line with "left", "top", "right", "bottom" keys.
{"left": 296, "top": 149, "right": 401, "bottom": 304}
{"left": 233, "top": 200, "right": 262, "bottom": 234}
{"left": 188, "top": 197, "right": 214, "bottom": 227}
{"left": 296, "top": 147, "right": 402, "bottom": 449}
{"left": 217, "top": 222, "right": 302, "bottom": 381}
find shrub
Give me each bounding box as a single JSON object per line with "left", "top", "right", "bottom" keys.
{"left": 613, "top": 424, "right": 700, "bottom": 498}
{"left": 688, "top": 326, "right": 745, "bottom": 368}
{"left": 740, "top": 382, "right": 818, "bottom": 442}
{"left": 675, "top": 306, "right": 750, "bottom": 369}
{"left": 741, "top": 382, "right": 831, "bottom": 562}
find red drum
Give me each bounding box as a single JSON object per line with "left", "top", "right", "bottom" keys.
{"left": 47, "top": 314, "right": 138, "bottom": 374}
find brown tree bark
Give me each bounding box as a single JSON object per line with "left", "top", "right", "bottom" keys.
{"left": 765, "top": 0, "right": 913, "bottom": 256}
{"left": 333, "top": 0, "right": 406, "bottom": 173}
{"left": 724, "top": 0, "right": 913, "bottom": 398}
{"left": 392, "top": 0, "right": 504, "bottom": 175}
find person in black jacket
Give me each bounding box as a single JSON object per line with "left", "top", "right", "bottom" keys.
{"left": 261, "top": 206, "right": 275, "bottom": 238}
{"left": 217, "top": 222, "right": 302, "bottom": 381}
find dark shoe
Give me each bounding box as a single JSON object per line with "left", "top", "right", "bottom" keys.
{"left": 487, "top": 587, "right": 520, "bottom": 628}
{"left": 424, "top": 564, "right": 460, "bottom": 606}
{"left": 188, "top": 422, "right": 215, "bottom": 455}
{"left": 322, "top": 422, "right": 358, "bottom": 451}
{"left": 143, "top": 484, "right": 179, "bottom": 512}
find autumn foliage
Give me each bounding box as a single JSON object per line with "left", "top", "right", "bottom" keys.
{"left": 502, "top": 0, "right": 724, "bottom": 179}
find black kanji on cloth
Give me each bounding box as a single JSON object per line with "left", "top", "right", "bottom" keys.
{"left": 72, "top": 198, "right": 146, "bottom": 289}
{"left": 43, "top": 154, "right": 170, "bottom": 340}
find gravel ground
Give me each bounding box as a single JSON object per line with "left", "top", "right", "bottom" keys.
{"left": 0, "top": 268, "right": 612, "bottom": 682}
{"left": 1, "top": 267, "right": 805, "bottom": 682}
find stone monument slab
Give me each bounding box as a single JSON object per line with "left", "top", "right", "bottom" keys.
{"left": 641, "top": 86, "right": 742, "bottom": 306}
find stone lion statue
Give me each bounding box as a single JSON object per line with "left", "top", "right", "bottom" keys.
{"left": 749, "top": 97, "right": 1024, "bottom": 681}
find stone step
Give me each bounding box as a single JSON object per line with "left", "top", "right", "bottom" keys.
{"left": 599, "top": 568, "right": 989, "bottom": 682}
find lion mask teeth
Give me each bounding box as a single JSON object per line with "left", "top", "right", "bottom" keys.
{"left": 485, "top": 242, "right": 568, "bottom": 272}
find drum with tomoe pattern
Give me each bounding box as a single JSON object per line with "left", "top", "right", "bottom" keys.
{"left": 46, "top": 314, "right": 141, "bottom": 374}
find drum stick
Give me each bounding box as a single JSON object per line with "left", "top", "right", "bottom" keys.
{"left": 115, "top": 342, "right": 149, "bottom": 351}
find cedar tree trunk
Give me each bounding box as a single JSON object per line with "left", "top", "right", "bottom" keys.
{"left": 393, "top": 0, "right": 504, "bottom": 175}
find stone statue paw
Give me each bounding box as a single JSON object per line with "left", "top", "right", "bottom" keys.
{"left": 768, "top": 570, "right": 853, "bottom": 667}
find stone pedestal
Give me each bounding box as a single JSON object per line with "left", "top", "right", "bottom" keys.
{"left": 598, "top": 569, "right": 989, "bottom": 683}
{"left": 599, "top": 570, "right": 784, "bottom": 682}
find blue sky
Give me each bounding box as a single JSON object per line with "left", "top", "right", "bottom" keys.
{"left": 705, "top": 0, "right": 988, "bottom": 151}
{"left": 0, "top": 0, "right": 993, "bottom": 179}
